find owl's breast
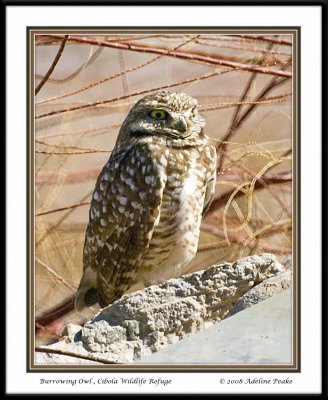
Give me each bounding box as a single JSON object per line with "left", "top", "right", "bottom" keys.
{"left": 136, "top": 146, "right": 208, "bottom": 284}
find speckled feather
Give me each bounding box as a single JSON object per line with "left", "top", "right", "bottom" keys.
{"left": 75, "top": 91, "right": 217, "bottom": 310}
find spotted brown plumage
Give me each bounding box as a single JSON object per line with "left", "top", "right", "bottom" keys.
{"left": 75, "top": 91, "right": 217, "bottom": 311}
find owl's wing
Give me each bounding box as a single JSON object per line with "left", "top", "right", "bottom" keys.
{"left": 84, "top": 144, "right": 165, "bottom": 306}
{"left": 202, "top": 145, "right": 217, "bottom": 216}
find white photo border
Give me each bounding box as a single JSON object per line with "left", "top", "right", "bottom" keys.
{"left": 6, "top": 4, "right": 322, "bottom": 395}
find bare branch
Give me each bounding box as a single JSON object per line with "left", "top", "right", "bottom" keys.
{"left": 35, "top": 35, "right": 69, "bottom": 95}
{"left": 199, "top": 93, "right": 292, "bottom": 112}
{"left": 206, "top": 172, "right": 292, "bottom": 215}
{"left": 36, "top": 190, "right": 93, "bottom": 247}
{"left": 232, "top": 34, "right": 292, "bottom": 46}
{"left": 35, "top": 257, "right": 77, "bottom": 292}
{"left": 36, "top": 36, "right": 198, "bottom": 105}
{"left": 36, "top": 201, "right": 90, "bottom": 217}
{"left": 216, "top": 75, "right": 290, "bottom": 172}
{"left": 200, "top": 223, "right": 292, "bottom": 254}
{"left": 35, "top": 346, "right": 120, "bottom": 364}
{"left": 36, "top": 149, "right": 111, "bottom": 155}
{"left": 36, "top": 69, "right": 232, "bottom": 119}
{"left": 39, "top": 34, "right": 292, "bottom": 77}
{"left": 36, "top": 167, "right": 101, "bottom": 185}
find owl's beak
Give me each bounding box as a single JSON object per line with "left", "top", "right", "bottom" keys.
{"left": 175, "top": 116, "right": 188, "bottom": 134}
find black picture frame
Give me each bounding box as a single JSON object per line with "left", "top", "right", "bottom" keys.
{"left": 3, "top": 0, "right": 325, "bottom": 396}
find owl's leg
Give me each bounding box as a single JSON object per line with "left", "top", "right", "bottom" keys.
{"left": 75, "top": 267, "right": 98, "bottom": 311}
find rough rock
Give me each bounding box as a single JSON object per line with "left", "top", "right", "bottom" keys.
{"left": 62, "top": 323, "right": 83, "bottom": 337}
{"left": 35, "top": 253, "right": 286, "bottom": 365}
{"left": 135, "top": 289, "right": 292, "bottom": 365}
{"left": 230, "top": 269, "right": 292, "bottom": 314}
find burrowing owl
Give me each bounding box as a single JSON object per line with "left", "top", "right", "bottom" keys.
{"left": 75, "top": 90, "right": 216, "bottom": 311}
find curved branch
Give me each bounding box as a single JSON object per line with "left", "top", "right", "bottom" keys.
{"left": 35, "top": 35, "right": 69, "bottom": 95}
{"left": 205, "top": 172, "right": 292, "bottom": 216}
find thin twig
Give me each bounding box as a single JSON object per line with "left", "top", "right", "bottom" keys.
{"left": 217, "top": 75, "right": 290, "bottom": 172}
{"left": 214, "top": 149, "right": 292, "bottom": 219}
{"left": 37, "top": 124, "right": 120, "bottom": 140}
{"left": 200, "top": 223, "right": 292, "bottom": 254}
{"left": 36, "top": 69, "right": 232, "bottom": 119}
{"left": 36, "top": 139, "right": 113, "bottom": 154}
{"left": 222, "top": 159, "right": 283, "bottom": 238}
{"left": 232, "top": 34, "right": 292, "bottom": 46}
{"left": 241, "top": 218, "right": 292, "bottom": 251}
{"left": 216, "top": 43, "right": 274, "bottom": 172}
{"left": 194, "top": 38, "right": 291, "bottom": 57}
{"left": 206, "top": 172, "right": 291, "bottom": 215}
{"left": 35, "top": 35, "right": 69, "bottom": 95}
{"left": 36, "top": 190, "right": 93, "bottom": 247}
{"left": 43, "top": 238, "right": 84, "bottom": 253}
{"left": 36, "top": 149, "right": 111, "bottom": 155}
{"left": 36, "top": 35, "right": 198, "bottom": 105}
{"left": 35, "top": 346, "right": 121, "bottom": 364}
{"left": 199, "top": 93, "right": 292, "bottom": 112}
{"left": 217, "top": 71, "right": 259, "bottom": 172}
{"left": 41, "top": 237, "right": 84, "bottom": 252}
{"left": 40, "top": 34, "right": 292, "bottom": 78}
{"left": 36, "top": 168, "right": 101, "bottom": 185}
{"left": 35, "top": 257, "right": 77, "bottom": 292}
{"left": 237, "top": 77, "right": 290, "bottom": 130}
{"left": 36, "top": 201, "right": 90, "bottom": 217}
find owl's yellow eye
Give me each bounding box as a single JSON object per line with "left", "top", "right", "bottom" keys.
{"left": 150, "top": 109, "right": 167, "bottom": 120}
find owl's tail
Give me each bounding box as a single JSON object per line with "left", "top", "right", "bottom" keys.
{"left": 74, "top": 267, "right": 99, "bottom": 311}
{"left": 35, "top": 268, "right": 99, "bottom": 332}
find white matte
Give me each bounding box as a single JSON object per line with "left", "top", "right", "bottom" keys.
{"left": 6, "top": 5, "right": 322, "bottom": 395}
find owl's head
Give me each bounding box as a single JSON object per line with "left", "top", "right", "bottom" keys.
{"left": 120, "top": 91, "right": 206, "bottom": 141}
